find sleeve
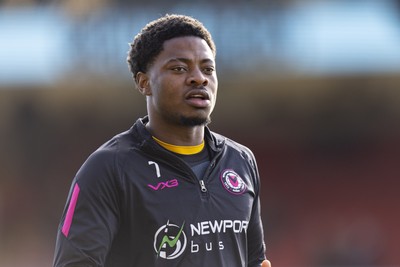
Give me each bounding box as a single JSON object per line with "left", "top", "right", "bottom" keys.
{"left": 246, "top": 153, "right": 267, "bottom": 267}
{"left": 53, "top": 149, "right": 121, "bottom": 267}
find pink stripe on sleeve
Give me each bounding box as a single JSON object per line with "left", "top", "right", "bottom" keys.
{"left": 61, "top": 183, "right": 80, "bottom": 237}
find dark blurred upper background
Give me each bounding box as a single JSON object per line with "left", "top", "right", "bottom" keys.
{"left": 1, "top": 0, "right": 400, "bottom": 266}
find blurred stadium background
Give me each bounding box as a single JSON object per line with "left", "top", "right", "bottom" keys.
{"left": 1, "top": 0, "right": 400, "bottom": 266}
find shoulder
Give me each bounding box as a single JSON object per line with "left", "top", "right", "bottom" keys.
{"left": 211, "top": 131, "right": 254, "bottom": 155}
{"left": 79, "top": 129, "right": 139, "bottom": 175}
{"left": 211, "top": 131, "right": 257, "bottom": 164}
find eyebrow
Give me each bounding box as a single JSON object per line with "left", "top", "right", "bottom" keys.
{"left": 166, "top": 57, "right": 215, "bottom": 65}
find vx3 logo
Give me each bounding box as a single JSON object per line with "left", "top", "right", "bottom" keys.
{"left": 148, "top": 179, "right": 179, "bottom": 191}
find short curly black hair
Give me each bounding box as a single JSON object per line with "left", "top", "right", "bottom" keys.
{"left": 127, "top": 14, "right": 216, "bottom": 82}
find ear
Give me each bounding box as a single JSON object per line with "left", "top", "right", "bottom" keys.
{"left": 136, "top": 72, "right": 152, "bottom": 96}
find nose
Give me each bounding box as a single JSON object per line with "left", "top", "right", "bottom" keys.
{"left": 188, "top": 68, "right": 208, "bottom": 86}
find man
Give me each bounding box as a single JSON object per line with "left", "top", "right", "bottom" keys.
{"left": 53, "top": 14, "right": 270, "bottom": 267}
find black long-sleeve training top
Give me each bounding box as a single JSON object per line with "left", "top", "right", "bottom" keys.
{"left": 53, "top": 116, "right": 266, "bottom": 267}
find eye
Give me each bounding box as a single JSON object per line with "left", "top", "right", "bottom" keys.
{"left": 171, "top": 66, "right": 187, "bottom": 72}
{"left": 203, "top": 67, "right": 215, "bottom": 75}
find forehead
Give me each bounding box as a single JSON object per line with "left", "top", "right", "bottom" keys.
{"left": 158, "top": 36, "right": 215, "bottom": 63}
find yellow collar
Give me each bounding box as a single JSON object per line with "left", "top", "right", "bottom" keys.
{"left": 152, "top": 136, "right": 205, "bottom": 155}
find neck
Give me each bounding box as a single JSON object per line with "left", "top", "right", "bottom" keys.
{"left": 146, "top": 121, "right": 205, "bottom": 146}
{"left": 153, "top": 136, "right": 205, "bottom": 155}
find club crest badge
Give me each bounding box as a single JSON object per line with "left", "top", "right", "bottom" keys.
{"left": 220, "top": 169, "right": 246, "bottom": 195}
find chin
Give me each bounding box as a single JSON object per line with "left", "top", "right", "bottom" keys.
{"left": 180, "top": 116, "right": 211, "bottom": 127}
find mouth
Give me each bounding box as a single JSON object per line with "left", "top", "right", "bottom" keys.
{"left": 186, "top": 90, "right": 210, "bottom": 100}
{"left": 185, "top": 90, "right": 211, "bottom": 108}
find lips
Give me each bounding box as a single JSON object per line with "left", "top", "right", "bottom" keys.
{"left": 185, "top": 89, "right": 211, "bottom": 108}
{"left": 186, "top": 89, "right": 210, "bottom": 100}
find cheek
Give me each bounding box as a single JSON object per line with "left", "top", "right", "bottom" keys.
{"left": 151, "top": 82, "right": 178, "bottom": 108}
{"left": 210, "top": 79, "right": 218, "bottom": 101}
{"left": 210, "top": 74, "right": 218, "bottom": 90}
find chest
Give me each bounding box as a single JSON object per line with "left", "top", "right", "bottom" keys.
{"left": 121, "top": 152, "right": 256, "bottom": 223}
